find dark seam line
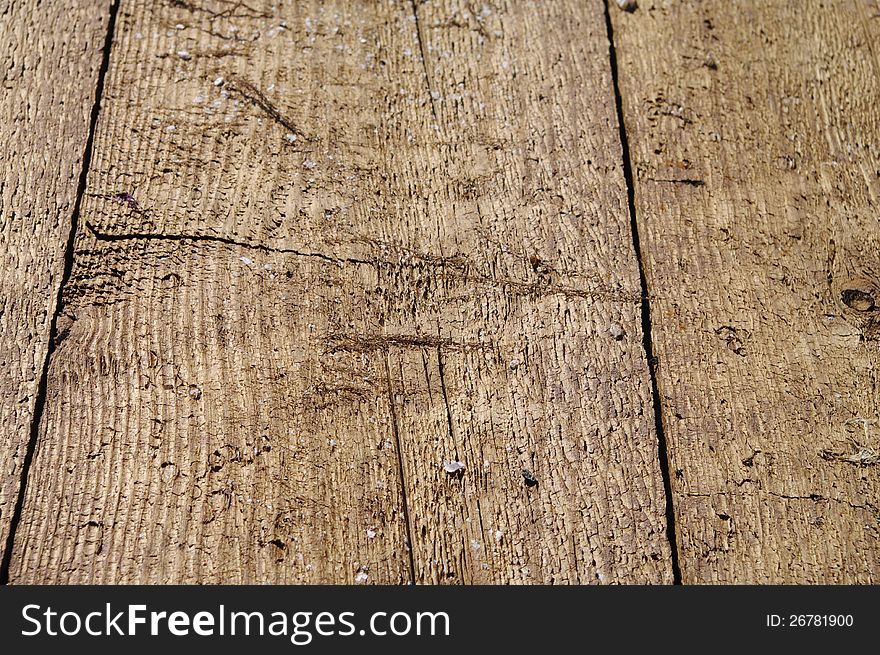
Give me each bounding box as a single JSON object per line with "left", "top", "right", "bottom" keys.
{"left": 0, "top": 0, "right": 122, "bottom": 585}
{"left": 648, "top": 178, "right": 705, "bottom": 187}
{"left": 84, "top": 221, "right": 373, "bottom": 267}
{"left": 602, "top": 0, "right": 683, "bottom": 585}
{"left": 383, "top": 353, "right": 417, "bottom": 585}
{"left": 409, "top": 0, "right": 440, "bottom": 123}
{"left": 88, "top": 222, "right": 638, "bottom": 300}
{"left": 435, "top": 343, "right": 457, "bottom": 453}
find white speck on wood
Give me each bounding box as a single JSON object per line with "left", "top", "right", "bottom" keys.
{"left": 608, "top": 323, "right": 626, "bottom": 341}
{"left": 443, "top": 460, "right": 464, "bottom": 473}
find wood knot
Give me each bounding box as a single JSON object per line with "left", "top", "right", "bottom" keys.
{"left": 841, "top": 288, "right": 876, "bottom": 313}
{"left": 835, "top": 275, "right": 880, "bottom": 339}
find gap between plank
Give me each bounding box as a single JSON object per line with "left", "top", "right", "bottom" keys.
{"left": 0, "top": 0, "right": 122, "bottom": 585}
{"left": 602, "top": 0, "right": 683, "bottom": 584}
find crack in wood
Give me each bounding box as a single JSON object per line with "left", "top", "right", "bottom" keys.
{"left": 647, "top": 177, "right": 706, "bottom": 187}
{"left": 383, "top": 352, "right": 417, "bottom": 584}
{"left": 327, "top": 332, "right": 485, "bottom": 353}
{"left": 603, "top": 0, "right": 682, "bottom": 584}
{"left": 410, "top": 0, "right": 440, "bottom": 123}
{"left": 84, "top": 222, "right": 637, "bottom": 303}
{"left": 84, "top": 221, "right": 371, "bottom": 266}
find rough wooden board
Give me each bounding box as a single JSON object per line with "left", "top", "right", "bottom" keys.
{"left": 384, "top": 0, "right": 671, "bottom": 583}
{"left": 9, "top": 0, "right": 414, "bottom": 584}
{"left": 0, "top": 0, "right": 113, "bottom": 555}
{"left": 10, "top": 0, "right": 672, "bottom": 583}
{"left": 613, "top": 0, "right": 880, "bottom": 582}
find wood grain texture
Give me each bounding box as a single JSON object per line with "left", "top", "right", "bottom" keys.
{"left": 386, "top": 0, "right": 670, "bottom": 583}
{"left": 613, "top": 0, "right": 880, "bottom": 582}
{"left": 9, "top": 0, "right": 413, "bottom": 584}
{"left": 9, "top": 0, "right": 673, "bottom": 583}
{"left": 0, "top": 0, "right": 113, "bottom": 551}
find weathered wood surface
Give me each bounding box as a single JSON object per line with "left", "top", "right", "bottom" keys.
{"left": 613, "top": 0, "right": 880, "bottom": 582}
{"left": 9, "top": 0, "right": 672, "bottom": 583}
{"left": 10, "top": 0, "right": 876, "bottom": 586}
{"left": 0, "top": 0, "right": 114, "bottom": 557}
{"left": 386, "top": 0, "right": 670, "bottom": 583}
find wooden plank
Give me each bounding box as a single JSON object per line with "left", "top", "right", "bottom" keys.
{"left": 385, "top": 0, "right": 671, "bottom": 583}
{"left": 612, "top": 0, "right": 880, "bottom": 582}
{"left": 10, "top": 0, "right": 672, "bottom": 583}
{"left": 8, "top": 0, "right": 412, "bottom": 584}
{"left": 0, "top": 0, "right": 114, "bottom": 558}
